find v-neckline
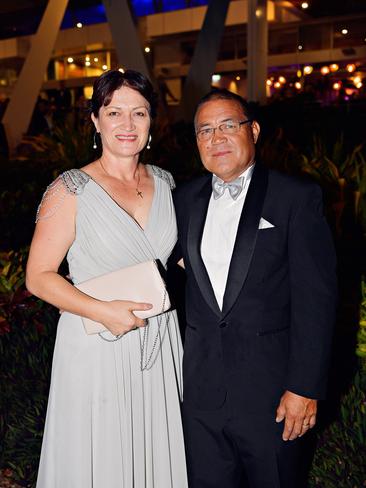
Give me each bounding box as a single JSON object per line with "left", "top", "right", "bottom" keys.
{"left": 79, "top": 165, "right": 156, "bottom": 232}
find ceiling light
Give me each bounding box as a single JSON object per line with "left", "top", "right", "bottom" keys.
{"left": 102, "top": 65, "right": 108, "bottom": 70}
{"left": 85, "top": 56, "right": 90, "bottom": 62}
{"left": 330, "top": 63, "right": 339, "bottom": 72}
{"left": 85, "top": 61, "right": 91, "bottom": 67}
{"left": 295, "top": 82, "right": 302, "bottom": 89}
{"left": 94, "top": 57, "right": 99, "bottom": 62}
{"left": 144, "top": 47, "right": 151, "bottom": 53}
{"left": 266, "top": 79, "right": 273, "bottom": 86}
{"left": 321, "top": 66, "right": 330, "bottom": 75}
{"left": 274, "top": 81, "right": 281, "bottom": 89}
{"left": 67, "top": 57, "right": 74, "bottom": 63}
{"left": 76, "top": 22, "right": 83, "bottom": 29}
{"left": 212, "top": 74, "right": 221, "bottom": 82}
{"left": 298, "top": 45, "right": 303, "bottom": 51}
{"left": 301, "top": 2, "right": 309, "bottom": 9}
{"left": 236, "top": 76, "right": 241, "bottom": 81}
{"left": 346, "top": 64, "right": 356, "bottom": 73}
{"left": 278, "top": 76, "right": 286, "bottom": 84}
{"left": 341, "top": 28, "right": 348, "bottom": 35}
{"left": 118, "top": 68, "right": 125, "bottom": 73}
{"left": 333, "top": 82, "right": 341, "bottom": 90}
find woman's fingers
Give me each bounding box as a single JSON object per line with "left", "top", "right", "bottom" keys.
{"left": 127, "top": 301, "right": 153, "bottom": 312}
{"left": 127, "top": 301, "right": 152, "bottom": 328}
{"left": 133, "top": 317, "right": 147, "bottom": 328}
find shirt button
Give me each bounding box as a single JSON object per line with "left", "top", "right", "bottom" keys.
{"left": 219, "top": 321, "right": 228, "bottom": 328}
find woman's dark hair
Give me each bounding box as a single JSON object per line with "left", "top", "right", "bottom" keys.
{"left": 91, "top": 69, "right": 158, "bottom": 119}
{"left": 194, "top": 88, "right": 253, "bottom": 127}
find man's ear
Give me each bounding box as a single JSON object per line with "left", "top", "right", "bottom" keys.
{"left": 91, "top": 113, "right": 100, "bottom": 133}
{"left": 251, "top": 121, "right": 260, "bottom": 144}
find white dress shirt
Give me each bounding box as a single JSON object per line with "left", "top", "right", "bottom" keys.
{"left": 201, "top": 164, "right": 255, "bottom": 310}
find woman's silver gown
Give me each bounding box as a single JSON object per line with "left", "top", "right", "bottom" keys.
{"left": 36, "top": 165, "right": 187, "bottom": 488}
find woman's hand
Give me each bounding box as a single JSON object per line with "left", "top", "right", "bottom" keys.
{"left": 98, "top": 300, "right": 153, "bottom": 336}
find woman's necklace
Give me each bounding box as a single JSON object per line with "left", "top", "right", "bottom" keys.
{"left": 99, "top": 159, "right": 143, "bottom": 199}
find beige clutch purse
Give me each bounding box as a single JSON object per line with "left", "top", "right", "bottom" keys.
{"left": 75, "top": 260, "right": 170, "bottom": 334}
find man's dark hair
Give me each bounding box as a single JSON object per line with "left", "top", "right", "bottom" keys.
{"left": 91, "top": 69, "right": 158, "bottom": 119}
{"left": 194, "top": 88, "right": 253, "bottom": 127}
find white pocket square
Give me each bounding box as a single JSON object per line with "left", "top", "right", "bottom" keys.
{"left": 258, "top": 218, "right": 275, "bottom": 229}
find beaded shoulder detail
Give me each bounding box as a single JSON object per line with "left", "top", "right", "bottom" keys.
{"left": 35, "top": 169, "right": 91, "bottom": 223}
{"left": 60, "top": 169, "right": 91, "bottom": 194}
{"left": 149, "top": 165, "right": 176, "bottom": 190}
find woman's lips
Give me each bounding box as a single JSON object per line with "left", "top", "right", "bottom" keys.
{"left": 115, "top": 134, "right": 138, "bottom": 141}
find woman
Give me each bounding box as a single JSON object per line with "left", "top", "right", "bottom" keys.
{"left": 26, "top": 69, "right": 188, "bottom": 488}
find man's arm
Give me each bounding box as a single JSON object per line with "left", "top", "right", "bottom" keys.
{"left": 277, "top": 183, "right": 337, "bottom": 440}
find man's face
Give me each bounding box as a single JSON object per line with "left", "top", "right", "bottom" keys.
{"left": 195, "top": 99, "right": 260, "bottom": 182}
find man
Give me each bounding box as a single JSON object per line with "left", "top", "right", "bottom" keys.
{"left": 173, "top": 89, "right": 337, "bottom": 488}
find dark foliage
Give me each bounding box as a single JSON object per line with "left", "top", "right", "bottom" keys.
{"left": 0, "top": 251, "right": 58, "bottom": 486}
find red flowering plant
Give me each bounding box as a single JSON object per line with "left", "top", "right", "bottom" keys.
{"left": 0, "top": 249, "right": 58, "bottom": 487}
{"left": 0, "top": 251, "right": 34, "bottom": 335}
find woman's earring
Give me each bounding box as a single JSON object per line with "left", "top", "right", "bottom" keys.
{"left": 93, "top": 132, "right": 99, "bottom": 149}
{"left": 146, "top": 134, "right": 152, "bottom": 150}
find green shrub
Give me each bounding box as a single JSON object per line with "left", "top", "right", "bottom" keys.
{"left": 309, "top": 278, "right": 366, "bottom": 488}
{"left": 23, "top": 119, "right": 96, "bottom": 170}
{"left": 356, "top": 277, "right": 366, "bottom": 367}
{"left": 308, "top": 369, "right": 366, "bottom": 488}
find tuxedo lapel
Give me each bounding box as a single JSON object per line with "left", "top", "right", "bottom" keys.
{"left": 222, "top": 163, "right": 268, "bottom": 317}
{"left": 187, "top": 176, "right": 222, "bottom": 318}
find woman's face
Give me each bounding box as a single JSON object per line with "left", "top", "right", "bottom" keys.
{"left": 92, "top": 85, "right": 151, "bottom": 159}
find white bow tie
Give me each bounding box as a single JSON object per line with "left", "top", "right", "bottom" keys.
{"left": 212, "top": 175, "right": 244, "bottom": 200}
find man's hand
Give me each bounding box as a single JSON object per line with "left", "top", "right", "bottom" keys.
{"left": 275, "top": 390, "right": 317, "bottom": 441}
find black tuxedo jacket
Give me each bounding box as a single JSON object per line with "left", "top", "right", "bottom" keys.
{"left": 173, "top": 163, "right": 337, "bottom": 413}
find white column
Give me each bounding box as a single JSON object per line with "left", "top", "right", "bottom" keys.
{"left": 103, "top": 0, "right": 150, "bottom": 79}
{"left": 247, "top": 0, "right": 268, "bottom": 104}
{"left": 180, "top": 0, "right": 230, "bottom": 122}
{"left": 2, "top": 0, "right": 68, "bottom": 152}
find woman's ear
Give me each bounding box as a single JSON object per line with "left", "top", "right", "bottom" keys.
{"left": 91, "top": 113, "right": 99, "bottom": 133}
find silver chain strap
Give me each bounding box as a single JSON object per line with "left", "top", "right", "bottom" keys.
{"left": 98, "top": 331, "right": 124, "bottom": 342}
{"left": 97, "top": 289, "right": 170, "bottom": 371}
{"left": 140, "top": 290, "right": 170, "bottom": 371}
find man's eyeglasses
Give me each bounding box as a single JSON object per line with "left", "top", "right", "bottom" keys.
{"left": 196, "top": 120, "right": 252, "bottom": 142}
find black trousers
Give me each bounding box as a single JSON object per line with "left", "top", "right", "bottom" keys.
{"left": 182, "top": 396, "right": 303, "bottom": 488}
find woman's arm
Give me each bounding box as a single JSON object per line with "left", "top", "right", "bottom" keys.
{"left": 26, "top": 180, "right": 151, "bottom": 336}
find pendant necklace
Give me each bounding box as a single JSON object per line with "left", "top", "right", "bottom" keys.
{"left": 135, "top": 169, "right": 143, "bottom": 198}
{"left": 99, "top": 159, "right": 143, "bottom": 199}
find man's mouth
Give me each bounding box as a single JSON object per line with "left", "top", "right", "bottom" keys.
{"left": 211, "top": 150, "right": 231, "bottom": 157}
